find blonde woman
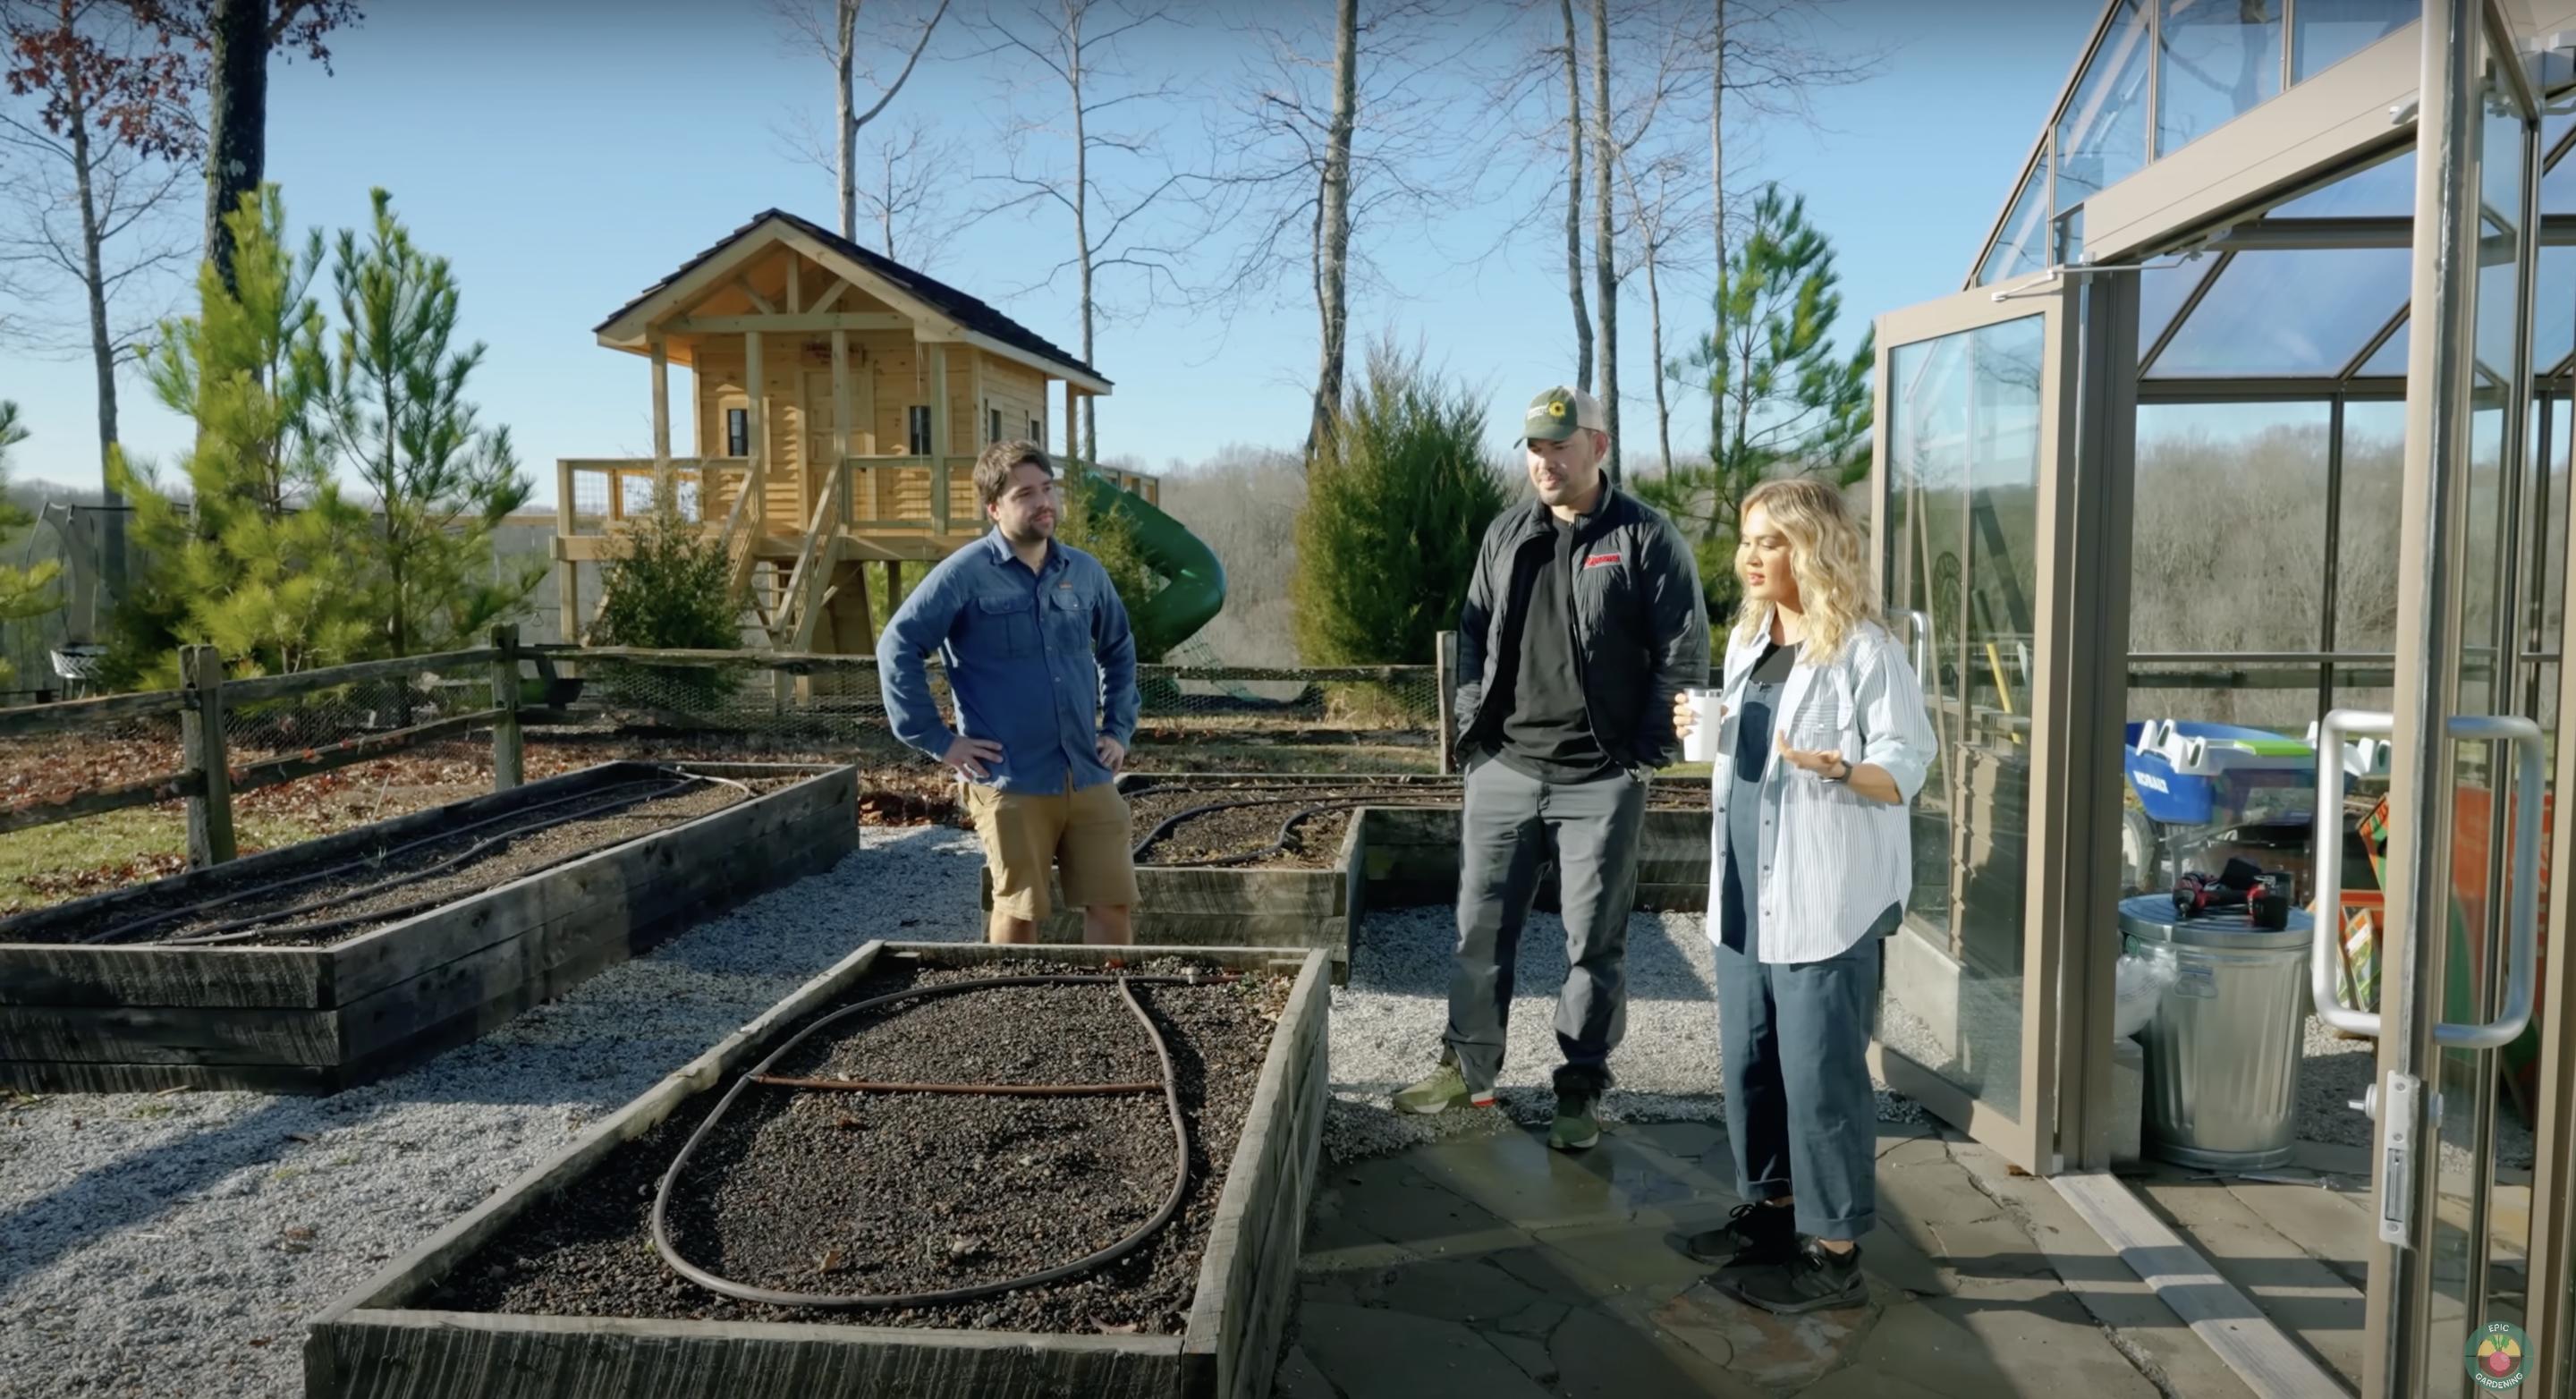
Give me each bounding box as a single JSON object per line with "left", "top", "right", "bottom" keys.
{"left": 1670, "top": 477, "right": 1935, "bottom": 1315}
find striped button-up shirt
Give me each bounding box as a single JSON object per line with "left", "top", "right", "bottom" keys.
{"left": 1702, "top": 611, "right": 1937, "bottom": 965}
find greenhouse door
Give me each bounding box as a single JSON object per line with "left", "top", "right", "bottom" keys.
{"left": 2325, "top": 4, "right": 2576, "bottom": 1395}
{"left": 1868, "top": 273, "right": 2090, "bottom": 1174}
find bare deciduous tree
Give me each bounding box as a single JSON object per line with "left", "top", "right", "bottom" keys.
{"left": 2, "top": 0, "right": 200, "bottom": 596}
{"left": 966, "top": 0, "right": 1191, "bottom": 466}
{"left": 769, "top": 0, "right": 950, "bottom": 242}
{"left": 1199, "top": 0, "right": 1489, "bottom": 464}
{"left": 1589, "top": 0, "right": 1616, "bottom": 478}
{"left": 123, "top": 0, "right": 359, "bottom": 293}
{"left": 1614, "top": 141, "right": 1706, "bottom": 476}
{"left": 856, "top": 114, "right": 969, "bottom": 266}
{"left": 1556, "top": 0, "right": 1587, "bottom": 391}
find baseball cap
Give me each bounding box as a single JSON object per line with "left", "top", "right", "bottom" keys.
{"left": 1522, "top": 385, "right": 1606, "bottom": 443}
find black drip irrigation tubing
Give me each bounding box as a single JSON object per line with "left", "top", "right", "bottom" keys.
{"left": 84, "top": 775, "right": 691, "bottom": 946}
{"left": 90, "top": 767, "right": 751, "bottom": 948}
{"left": 651, "top": 971, "right": 1230, "bottom": 1310}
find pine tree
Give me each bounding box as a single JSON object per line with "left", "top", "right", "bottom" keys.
{"left": 103, "top": 186, "right": 377, "bottom": 688}
{"left": 1293, "top": 339, "right": 1507, "bottom": 677}
{"left": 0, "top": 402, "right": 64, "bottom": 683}
{"left": 1637, "top": 184, "right": 1871, "bottom": 623}
{"left": 323, "top": 188, "right": 539, "bottom": 657}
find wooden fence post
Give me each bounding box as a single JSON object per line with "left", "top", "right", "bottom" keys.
{"left": 180, "top": 645, "right": 236, "bottom": 867}
{"left": 490, "top": 624, "right": 523, "bottom": 792}
{"left": 1435, "top": 630, "right": 1460, "bottom": 776}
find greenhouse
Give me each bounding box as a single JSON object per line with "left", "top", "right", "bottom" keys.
{"left": 1868, "top": 2, "right": 2576, "bottom": 1394}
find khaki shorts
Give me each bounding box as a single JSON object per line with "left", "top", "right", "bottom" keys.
{"left": 964, "top": 776, "right": 1140, "bottom": 920}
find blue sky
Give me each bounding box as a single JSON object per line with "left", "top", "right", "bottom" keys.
{"left": 0, "top": 0, "right": 2098, "bottom": 503}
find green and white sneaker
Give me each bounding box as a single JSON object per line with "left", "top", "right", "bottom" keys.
{"left": 1392, "top": 1061, "right": 1496, "bottom": 1115}
{"left": 1548, "top": 1090, "right": 1601, "bottom": 1150}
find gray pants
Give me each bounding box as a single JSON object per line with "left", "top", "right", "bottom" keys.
{"left": 1712, "top": 916, "right": 1880, "bottom": 1241}
{"left": 1445, "top": 756, "right": 1648, "bottom": 1097}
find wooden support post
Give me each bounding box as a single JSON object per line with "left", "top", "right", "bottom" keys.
{"left": 882, "top": 560, "right": 902, "bottom": 644}
{"left": 831, "top": 330, "right": 854, "bottom": 535}
{"left": 555, "top": 460, "right": 580, "bottom": 647}
{"left": 1064, "top": 379, "right": 1078, "bottom": 463}
{"left": 181, "top": 645, "right": 236, "bottom": 868}
{"left": 746, "top": 330, "right": 767, "bottom": 529}
{"left": 490, "top": 625, "right": 523, "bottom": 792}
{"left": 927, "top": 343, "right": 952, "bottom": 534}
{"left": 649, "top": 336, "right": 671, "bottom": 496}
{"left": 1436, "top": 629, "right": 1460, "bottom": 776}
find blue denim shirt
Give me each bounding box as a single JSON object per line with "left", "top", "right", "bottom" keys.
{"left": 876, "top": 530, "right": 1140, "bottom": 793}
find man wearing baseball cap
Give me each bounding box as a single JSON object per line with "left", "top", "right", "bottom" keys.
{"left": 1393, "top": 385, "right": 1708, "bottom": 1149}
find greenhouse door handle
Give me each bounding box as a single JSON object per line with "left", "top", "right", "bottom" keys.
{"left": 2310, "top": 709, "right": 2543, "bottom": 1049}
{"left": 1894, "top": 608, "right": 1932, "bottom": 683}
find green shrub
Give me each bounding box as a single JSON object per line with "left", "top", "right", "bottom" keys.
{"left": 585, "top": 480, "right": 742, "bottom": 712}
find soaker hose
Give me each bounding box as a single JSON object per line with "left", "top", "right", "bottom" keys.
{"left": 651, "top": 972, "right": 1226, "bottom": 1310}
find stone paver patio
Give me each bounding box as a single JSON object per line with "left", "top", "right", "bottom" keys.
{"left": 1274, "top": 1113, "right": 2276, "bottom": 1398}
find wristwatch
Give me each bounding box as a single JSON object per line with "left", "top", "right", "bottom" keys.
{"left": 1823, "top": 755, "right": 1852, "bottom": 783}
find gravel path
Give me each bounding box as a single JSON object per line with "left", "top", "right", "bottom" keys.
{"left": 0, "top": 823, "right": 987, "bottom": 1399}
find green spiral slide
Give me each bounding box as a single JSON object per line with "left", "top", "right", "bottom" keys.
{"left": 1074, "top": 471, "right": 1226, "bottom": 659}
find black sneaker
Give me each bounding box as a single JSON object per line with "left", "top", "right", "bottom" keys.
{"left": 1681, "top": 1200, "right": 1797, "bottom": 1268}
{"left": 1717, "top": 1238, "right": 1868, "bottom": 1315}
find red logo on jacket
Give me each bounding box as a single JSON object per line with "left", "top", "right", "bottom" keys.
{"left": 1582, "top": 552, "right": 1623, "bottom": 569}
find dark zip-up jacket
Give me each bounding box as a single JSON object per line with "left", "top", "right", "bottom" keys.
{"left": 1455, "top": 484, "right": 1710, "bottom": 773}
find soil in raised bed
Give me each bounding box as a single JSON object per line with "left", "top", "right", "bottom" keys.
{"left": 8, "top": 772, "right": 792, "bottom": 949}
{"left": 1126, "top": 776, "right": 1711, "bottom": 869}
{"left": 425, "top": 957, "right": 1293, "bottom": 1337}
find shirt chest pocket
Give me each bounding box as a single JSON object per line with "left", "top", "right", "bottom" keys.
{"left": 970, "top": 594, "right": 1040, "bottom": 658}
{"left": 1044, "top": 588, "right": 1092, "bottom": 650}
{"left": 1786, "top": 677, "right": 1856, "bottom": 753}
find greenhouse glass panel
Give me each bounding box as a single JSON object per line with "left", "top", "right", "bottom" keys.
{"left": 2478, "top": 108, "right": 2529, "bottom": 382}
{"left": 2268, "top": 147, "right": 2414, "bottom": 218}
{"left": 2360, "top": 316, "right": 2410, "bottom": 377}
{"left": 2132, "top": 403, "right": 2331, "bottom": 698}
{"left": 2157, "top": 0, "right": 2284, "bottom": 157}
{"left": 2148, "top": 247, "right": 2413, "bottom": 377}
{"left": 2335, "top": 400, "right": 2406, "bottom": 652}
{"left": 2055, "top": 0, "right": 2149, "bottom": 210}
{"left": 1978, "top": 169, "right": 2049, "bottom": 285}
{"left": 2290, "top": 0, "right": 2411, "bottom": 84}
{"left": 2137, "top": 256, "right": 2215, "bottom": 358}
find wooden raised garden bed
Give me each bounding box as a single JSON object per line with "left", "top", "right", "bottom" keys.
{"left": 0, "top": 760, "right": 856, "bottom": 1094}
{"left": 304, "top": 940, "right": 1331, "bottom": 1399}
{"left": 977, "top": 774, "right": 1713, "bottom": 976}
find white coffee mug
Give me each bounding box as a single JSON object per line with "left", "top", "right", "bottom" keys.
{"left": 1680, "top": 687, "right": 1722, "bottom": 763}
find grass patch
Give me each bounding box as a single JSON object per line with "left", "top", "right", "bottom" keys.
{"left": 0, "top": 809, "right": 322, "bottom": 915}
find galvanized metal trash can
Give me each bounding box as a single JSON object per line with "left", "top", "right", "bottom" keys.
{"left": 2118, "top": 894, "right": 2313, "bottom": 1170}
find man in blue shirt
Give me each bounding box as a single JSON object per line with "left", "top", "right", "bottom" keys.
{"left": 877, "top": 439, "right": 1142, "bottom": 945}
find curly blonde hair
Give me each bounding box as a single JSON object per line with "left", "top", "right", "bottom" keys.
{"left": 1733, "top": 477, "right": 1879, "bottom": 664}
